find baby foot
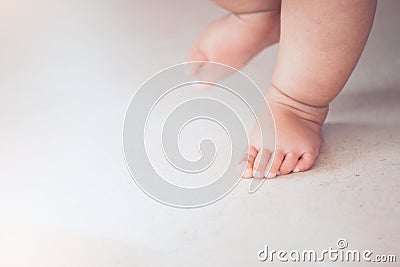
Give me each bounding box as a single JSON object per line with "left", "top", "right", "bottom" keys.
{"left": 187, "top": 11, "right": 280, "bottom": 79}
{"left": 241, "top": 85, "right": 329, "bottom": 178}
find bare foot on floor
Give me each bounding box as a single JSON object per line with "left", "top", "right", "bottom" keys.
{"left": 187, "top": 11, "right": 280, "bottom": 79}
{"left": 241, "top": 85, "right": 329, "bottom": 179}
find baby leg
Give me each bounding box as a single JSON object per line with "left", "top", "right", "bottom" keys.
{"left": 187, "top": 0, "right": 281, "bottom": 76}
{"left": 273, "top": 0, "right": 377, "bottom": 107}
{"left": 245, "top": 0, "right": 377, "bottom": 178}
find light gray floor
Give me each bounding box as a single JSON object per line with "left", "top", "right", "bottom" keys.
{"left": 0, "top": 0, "right": 399, "bottom": 266}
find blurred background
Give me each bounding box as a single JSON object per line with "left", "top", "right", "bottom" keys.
{"left": 0, "top": 0, "right": 399, "bottom": 266}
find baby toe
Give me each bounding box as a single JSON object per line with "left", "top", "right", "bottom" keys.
{"left": 293, "top": 152, "right": 315, "bottom": 173}
{"left": 186, "top": 46, "right": 207, "bottom": 76}
{"left": 187, "top": 45, "right": 207, "bottom": 62}
{"left": 266, "top": 149, "right": 285, "bottom": 178}
{"left": 279, "top": 152, "right": 300, "bottom": 175}
{"left": 252, "top": 148, "right": 272, "bottom": 178}
{"left": 239, "top": 146, "right": 258, "bottom": 178}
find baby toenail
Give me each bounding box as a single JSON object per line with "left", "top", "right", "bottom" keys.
{"left": 266, "top": 172, "right": 276, "bottom": 179}
{"left": 293, "top": 166, "right": 300, "bottom": 173}
{"left": 254, "top": 171, "right": 263, "bottom": 178}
